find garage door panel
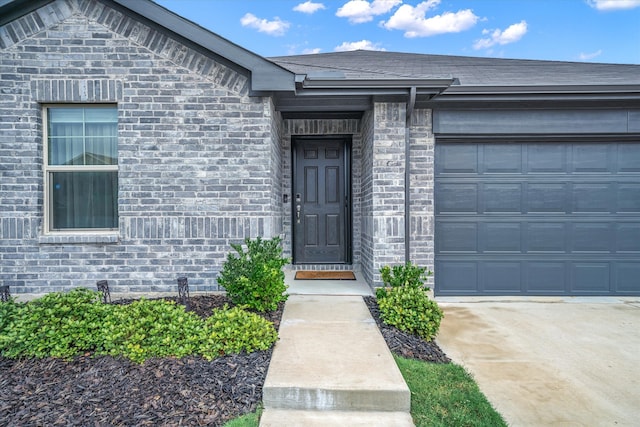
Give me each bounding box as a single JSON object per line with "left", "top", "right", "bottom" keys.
{"left": 572, "top": 263, "right": 610, "bottom": 292}
{"left": 527, "top": 144, "right": 567, "bottom": 173}
{"left": 617, "top": 224, "right": 640, "bottom": 252}
{"left": 483, "top": 144, "right": 522, "bottom": 173}
{"left": 572, "top": 144, "right": 613, "bottom": 173}
{"left": 572, "top": 223, "right": 612, "bottom": 252}
{"left": 482, "top": 183, "right": 522, "bottom": 213}
{"left": 527, "top": 223, "right": 567, "bottom": 252}
{"left": 617, "top": 144, "right": 640, "bottom": 172}
{"left": 526, "top": 262, "right": 566, "bottom": 292}
{"left": 436, "top": 222, "right": 477, "bottom": 252}
{"left": 615, "top": 263, "right": 640, "bottom": 292}
{"left": 527, "top": 183, "right": 567, "bottom": 212}
{"left": 436, "top": 183, "right": 477, "bottom": 213}
{"left": 436, "top": 261, "right": 478, "bottom": 293}
{"left": 437, "top": 144, "right": 478, "bottom": 173}
{"left": 483, "top": 262, "right": 522, "bottom": 292}
{"left": 435, "top": 141, "right": 640, "bottom": 296}
{"left": 572, "top": 183, "right": 612, "bottom": 213}
{"left": 618, "top": 184, "right": 640, "bottom": 212}
{"left": 482, "top": 223, "right": 521, "bottom": 252}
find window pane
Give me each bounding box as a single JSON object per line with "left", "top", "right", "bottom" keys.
{"left": 47, "top": 107, "right": 118, "bottom": 166}
{"left": 49, "top": 136, "right": 85, "bottom": 165}
{"left": 49, "top": 108, "right": 84, "bottom": 123}
{"left": 85, "top": 137, "right": 117, "bottom": 165}
{"left": 51, "top": 172, "right": 118, "bottom": 230}
{"left": 85, "top": 108, "right": 118, "bottom": 122}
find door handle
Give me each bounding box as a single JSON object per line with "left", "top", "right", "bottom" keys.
{"left": 296, "top": 204, "right": 301, "bottom": 223}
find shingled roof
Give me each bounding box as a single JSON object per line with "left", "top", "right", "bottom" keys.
{"left": 269, "top": 50, "right": 640, "bottom": 87}
{"left": 267, "top": 50, "right": 640, "bottom": 114}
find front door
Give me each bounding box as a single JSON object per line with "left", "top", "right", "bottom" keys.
{"left": 293, "top": 137, "right": 351, "bottom": 264}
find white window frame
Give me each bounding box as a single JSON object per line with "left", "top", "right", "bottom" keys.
{"left": 43, "top": 104, "right": 119, "bottom": 235}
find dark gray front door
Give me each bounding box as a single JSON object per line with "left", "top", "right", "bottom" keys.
{"left": 435, "top": 141, "right": 640, "bottom": 296}
{"left": 293, "top": 137, "right": 351, "bottom": 264}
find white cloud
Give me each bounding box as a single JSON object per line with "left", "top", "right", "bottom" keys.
{"left": 336, "top": 0, "right": 402, "bottom": 24}
{"left": 334, "top": 39, "right": 387, "bottom": 51}
{"left": 579, "top": 49, "right": 603, "bottom": 60}
{"left": 382, "top": 2, "right": 479, "bottom": 37}
{"left": 587, "top": 0, "right": 640, "bottom": 10}
{"left": 473, "top": 20, "right": 528, "bottom": 50}
{"left": 303, "top": 47, "right": 324, "bottom": 54}
{"left": 240, "top": 13, "right": 290, "bottom": 36}
{"left": 294, "top": 1, "right": 326, "bottom": 14}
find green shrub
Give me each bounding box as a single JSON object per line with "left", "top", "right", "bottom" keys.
{"left": 377, "top": 285, "right": 443, "bottom": 341}
{"left": 97, "top": 298, "right": 203, "bottom": 364}
{"left": 0, "top": 288, "right": 109, "bottom": 359}
{"left": 217, "top": 237, "right": 289, "bottom": 312}
{"left": 376, "top": 262, "right": 443, "bottom": 341}
{"left": 378, "top": 262, "right": 430, "bottom": 296}
{"left": 200, "top": 305, "right": 278, "bottom": 361}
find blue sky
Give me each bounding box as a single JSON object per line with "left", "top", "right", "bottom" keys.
{"left": 155, "top": 0, "right": 640, "bottom": 64}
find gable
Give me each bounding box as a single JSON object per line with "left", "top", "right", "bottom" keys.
{"left": 0, "top": 0, "right": 295, "bottom": 94}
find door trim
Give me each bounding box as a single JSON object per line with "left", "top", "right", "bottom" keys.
{"left": 292, "top": 135, "right": 352, "bottom": 264}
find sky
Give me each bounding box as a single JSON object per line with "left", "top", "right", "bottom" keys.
{"left": 155, "top": 0, "right": 640, "bottom": 64}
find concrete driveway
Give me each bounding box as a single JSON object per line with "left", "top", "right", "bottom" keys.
{"left": 435, "top": 298, "right": 640, "bottom": 426}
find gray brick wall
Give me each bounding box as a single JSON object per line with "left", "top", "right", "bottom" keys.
{"left": 370, "top": 103, "right": 407, "bottom": 285}
{"left": 408, "top": 109, "right": 435, "bottom": 285}
{"left": 360, "top": 110, "right": 375, "bottom": 285}
{"left": 0, "top": 0, "right": 280, "bottom": 294}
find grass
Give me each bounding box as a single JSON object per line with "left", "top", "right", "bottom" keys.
{"left": 222, "top": 406, "right": 262, "bottom": 427}
{"left": 395, "top": 355, "right": 507, "bottom": 427}
{"left": 223, "top": 357, "right": 506, "bottom": 427}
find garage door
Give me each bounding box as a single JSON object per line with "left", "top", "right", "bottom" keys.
{"left": 435, "top": 141, "right": 640, "bottom": 296}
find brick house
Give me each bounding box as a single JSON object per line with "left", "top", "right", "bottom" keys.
{"left": 1, "top": 0, "right": 639, "bottom": 296}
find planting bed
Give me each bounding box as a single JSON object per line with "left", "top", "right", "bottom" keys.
{"left": 1, "top": 294, "right": 448, "bottom": 426}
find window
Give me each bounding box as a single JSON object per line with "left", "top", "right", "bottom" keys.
{"left": 44, "top": 106, "right": 118, "bottom": 232}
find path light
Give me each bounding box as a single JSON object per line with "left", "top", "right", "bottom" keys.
{"left": 0, "top": 285, "right": 9, "bottom": 302}
{"left": 177, "top": 277, "right": 190, "bottom": 311}
{"left": 96, "top": 280, "right": 111, "bottom": 304}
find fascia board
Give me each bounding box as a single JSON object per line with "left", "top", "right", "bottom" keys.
{"left": 442, "top": 84, "right": 640, "bottom": 95}
{"left": 301, "top": 78, "right": 455, "bottom": 90}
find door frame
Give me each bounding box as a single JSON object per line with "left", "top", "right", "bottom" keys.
{"left": 291, "top": 135, "right": 352, "bottom": 264}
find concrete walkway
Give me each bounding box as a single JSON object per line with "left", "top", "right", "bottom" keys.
{"left": 260, "top": 295, "right": 414, "bottom": 426}
{"left": 436, "top": 298, "right": 640, "bottom": 426}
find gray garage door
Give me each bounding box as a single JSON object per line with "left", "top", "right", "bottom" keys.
{"left": 435, "top": 141, "right": 640, "bottom": 296}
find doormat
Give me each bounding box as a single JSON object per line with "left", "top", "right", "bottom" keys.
{"left": 294, "top": 271, "right": 356, "bottom": 280}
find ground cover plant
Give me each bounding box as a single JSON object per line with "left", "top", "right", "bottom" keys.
{"left": 0, "top": 289, "right": 278, "bottom": 364}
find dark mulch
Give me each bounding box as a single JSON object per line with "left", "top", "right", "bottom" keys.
{"left": 0, "top": 294, "right": 448, "bottom": 426}
{"left": 364, "top": 296, "right": 451, "bottom": 364}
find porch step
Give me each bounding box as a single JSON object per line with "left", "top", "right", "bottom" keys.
{"left": 261, "top": 295, "right": 412, "bottom": 425}
{"left": 259, "top": 409, "right": 415, "bottom": 426}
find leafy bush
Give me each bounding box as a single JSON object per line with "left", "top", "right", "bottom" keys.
{"left": 376, "top": 262, "right": 443, "bottom": 341}
{"left": 0, "top": 298, "right": 22, "bottom": 340}
{"left": 0, "top": 289, "right": 280, "bottom": 364}
{"left": 217, "top": 237, "right": 289, "bottom": 312}
{"left": 200, "top": 305, "right": 278, "bottom": 361}
{"left": 377, "top": 285, "right": 443, "bottom": 341}
{"left": 98, "top": 298, "right": 203, "bottom": 364}
{"left": 379, "top": 262, "right": 430, "bottom": 290}
{"left": 0, "top": 288, "right": 109, "bottom": 359}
